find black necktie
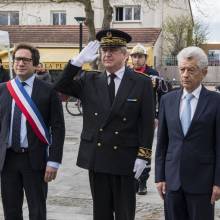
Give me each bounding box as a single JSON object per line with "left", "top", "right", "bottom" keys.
{"left": 108, "top": 74, "right": 116, "bottom": 105}
{"left": 12, "top": 82, "right": 26, "bottom": 147}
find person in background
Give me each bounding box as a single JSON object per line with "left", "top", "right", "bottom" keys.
{"left": 0, "top": 58, "right": 10, "bottom": 82}
{"left": 35, "top": 62, "right": 52, "bottom": 83}
{"left": 55, "top": 29, "right": 154, "bottom": 220}
{"left": 0, "top": 43, "right": 65, "bottom": 220}
{"left": 130, "top": 43, "right": 167, "bottom": 195}
{"left": 155, "top": 46, "right": 220, "bottom": 220}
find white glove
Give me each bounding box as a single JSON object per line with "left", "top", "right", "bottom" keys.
{"left": 133, "top": 158, "right": 146, "bottom": 180}
{"left": 71, "top": 40, "right": 100, "bottom": 67}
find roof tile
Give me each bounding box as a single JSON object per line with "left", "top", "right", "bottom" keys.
{"left": 0, "top": 25, "right": 161, "bottom": 46}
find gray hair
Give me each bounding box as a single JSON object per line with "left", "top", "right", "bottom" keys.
{"left": 177, "top": 46, "right": 208, "bottom": 69}
{"left": 119, "top": 46, "right": 128, "bottom": 54}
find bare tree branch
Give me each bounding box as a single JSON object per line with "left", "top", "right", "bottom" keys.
{"left": 102, "top": 0, "right": 113, "bottom": 29}
{"left": 163, "top": 15, "right": 208, "bottom": 56}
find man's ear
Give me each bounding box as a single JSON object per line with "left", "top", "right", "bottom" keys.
{"left": 202, "top": 67, "right": 208, "bottom": 78}
{"left": 124, "top": 51, "right": 129, "bottom": 62}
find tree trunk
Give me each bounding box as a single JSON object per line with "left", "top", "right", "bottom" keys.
{"left": 84, "top": 1, "right": 96, "bottom": 41}
{"left": 102, "top": 0, "right": 113, "bottom": 29}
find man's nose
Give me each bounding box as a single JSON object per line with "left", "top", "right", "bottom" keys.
{"left": 182, "top": 69, "right": 189, "bottom": 77}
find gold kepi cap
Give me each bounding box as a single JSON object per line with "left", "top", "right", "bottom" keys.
{"left": 96, "top": 29, "right": 132, "bottom": 47}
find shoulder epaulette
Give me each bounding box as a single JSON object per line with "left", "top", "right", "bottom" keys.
{"left": 85, "top": 69, "right": 102, "bottom": 73}
{"left": 134, "top": 70, "right": 151, "bottom": 78}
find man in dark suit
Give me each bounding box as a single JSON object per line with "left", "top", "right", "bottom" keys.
{"left": 155, "top": 46, "right": 220, "bottom": 220}
{"left": 55, "top": 29, "right": 154, "bottom": 220}
{"left": 0, "top": 58, "right": 10, "bottom": 83}
{"left": 0, "top": 43, "right": 65, "bottom": 220}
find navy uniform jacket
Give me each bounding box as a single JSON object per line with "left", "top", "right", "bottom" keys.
{"left": 55, "top": 63, "right": 154, "bottom": 176}
{"left": 155, "top": 86, "right": 220, "bottom": 193}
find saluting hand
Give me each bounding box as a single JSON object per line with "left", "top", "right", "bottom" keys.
{"left": 71, "top": 40, "right": 100, "bottom": 67}
{"left": 211, "top": 185, "right": 220, "bottom": 204}
{"left": 44, "top": 166, "right": 58, "bottom": 183}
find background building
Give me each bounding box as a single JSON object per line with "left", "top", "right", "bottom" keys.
{"left": 0, "top": 0, "right": 192, "bottom": 80}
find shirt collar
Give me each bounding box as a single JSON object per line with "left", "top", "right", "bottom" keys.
{"left": 106, "top": 66, "right": 125, "bottom": 80}
{"left": 17, "top": 74, "right": 35, "bottom": 88}
{"left": 182, "top": 84, "right": 202, "bottom": 100}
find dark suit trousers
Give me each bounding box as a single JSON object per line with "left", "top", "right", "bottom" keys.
{"left": 1, "top": 150, "right": 48, "bottom": 220}
{"left": 89, "top": 171, "right": 136, "bottom": 220}
{"left": 165, "top": 188, "right": 214, "bottom": 220}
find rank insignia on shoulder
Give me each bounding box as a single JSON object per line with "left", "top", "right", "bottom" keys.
{"left": 134, "top": 71, "right": 151, "bottom": 78}
{"left": 85, "top": 69, "right": 102, "bottom": 75}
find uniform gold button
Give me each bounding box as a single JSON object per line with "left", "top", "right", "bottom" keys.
{"left": 97, "top": 142, "right": 101, "bottom": 147}
{"left": 123, "top": 117, "right": 127, "bottom": 121}
{"left": 94, "top": 112, "right": 98, "bottom": 116}
{"left": 113, "top": 146, "right": 118, "bottom": 150}
{"left": 99, "top": 128, "right": 103, "bottom": 132}
{"left": 114, "top": 131, "right": 119, "bottom": 134}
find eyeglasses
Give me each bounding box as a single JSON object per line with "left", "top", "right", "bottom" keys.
{"left": 14, "top": 57, "right": 32, "bottom": 64}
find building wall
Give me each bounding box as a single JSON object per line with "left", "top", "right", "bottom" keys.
{"left": 0, "top": 2, "right": 85, "bottom": 25}
{"left": 0, "top": 0, "right": 192, "bottom": 27}
{"left": 0, "top": 0, "right": 193, "bottom": 68}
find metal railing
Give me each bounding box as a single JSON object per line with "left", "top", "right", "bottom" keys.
{"left": 162, "top": 56, "right": 220, "bottom": 66}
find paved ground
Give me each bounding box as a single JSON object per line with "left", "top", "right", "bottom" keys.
{"left": 0, "top": 102, "right": 220, "bottom": 219}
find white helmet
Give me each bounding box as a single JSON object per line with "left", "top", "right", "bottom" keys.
{"left": 130, "top": 43, "right": 147, "bottom": 56}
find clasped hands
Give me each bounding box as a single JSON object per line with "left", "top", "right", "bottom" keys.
{"left": 71, "top": 40, "right": 100, "bottom": 67}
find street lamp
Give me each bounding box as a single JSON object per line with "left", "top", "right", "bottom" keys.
{"left": 74, "top": 17, "right": 86, "bottom": 52}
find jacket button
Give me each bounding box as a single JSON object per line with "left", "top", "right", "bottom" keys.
{"left": 123, "top": 117, "right": 127, "bottom": 122}
{"left": 97, "top": 142, "right": 101, "bottom": 147}
{"left": 99, "top": 128, "right": 103, "bottom": 132}
{"left": 94, "top": 112, "right": 98, "bottom": 116}
{"left": 113, "top": 146, "right": 118, "bottom": 150}
{"left": 114, "top": 131, "right": 119, "bottom": 134}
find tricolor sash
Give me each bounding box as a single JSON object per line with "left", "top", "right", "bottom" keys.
{"left": 7, "top": 78, "right": 51, "bottom": 145}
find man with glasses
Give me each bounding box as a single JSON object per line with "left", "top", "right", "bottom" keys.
{"left": 55, "top": 29, "right": 154, "bottom": 220}
{"left": 0, "top": 43, "right": 65, "bottom": 220}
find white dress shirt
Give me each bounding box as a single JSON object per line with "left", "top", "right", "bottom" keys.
{"left": 106, "top": 66, "right": 125, "bottom": 96}
{"left": 179, "top": 84, "right": 202, "bottom": 120}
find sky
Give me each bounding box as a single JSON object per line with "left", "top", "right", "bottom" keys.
{"left": 191, "top": 0, "right": 220, "bottom": 42}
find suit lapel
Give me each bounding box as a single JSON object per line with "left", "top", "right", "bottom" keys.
{"left": 94, "top": 71, "right": 111, "bottom": 112}
{"left": 31, "top": 77, "right": 39, "bottom": 102}
{"left": 187, "top": 86, "right": 209, "bottom": 134}
{"left": 103, "top": 68, "right": 135, "bottom": 126}
{"left": 6, "top": 88, "right": 12, "bottom": 136}
{"left": 173, "top": 89, "right": 184, "bottom": 135}
{"left": 111, "top": 68, "right": 134, "bottom": 113}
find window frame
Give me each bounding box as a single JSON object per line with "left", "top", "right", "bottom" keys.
{"left": 0, "top": 11, "right": 19, "bottom": 25}
{"left": 114, "top": 5, "right": 141, "bottom": 22}
{"left": 51, "top": 11, "right": 66, "bottom": 25}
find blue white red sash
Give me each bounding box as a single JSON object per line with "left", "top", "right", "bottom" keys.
{"left": 7, "top": 78, "right": 51, "bottom": 145}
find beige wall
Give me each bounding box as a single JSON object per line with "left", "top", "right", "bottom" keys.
{"left": 0, "top": 0, "right": 191, "bottom": 28}
{"left": 0, "top": 0, "right": 192, "bottom": 68}
{"left": 0, "top": 2, "right": 85, "bottom": 25}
